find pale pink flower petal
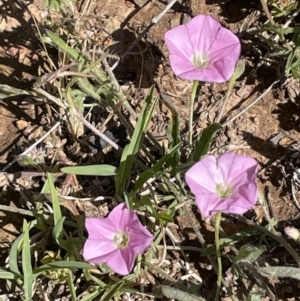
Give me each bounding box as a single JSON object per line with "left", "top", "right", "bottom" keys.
{"left": 217, "top": 152, "right": 258, "bottom": 182}
{"left": 107, "top": 203, "right": 134, "bottom": 231}
{"left": 185, "top": 155, "right": 223, "bottom": 193}
{"left": 83, "top": 203, "right": 153, "bottom": 275}
{"left": 85, "top": 217, "right": 116, "bottom": 240}
{"left": 163, "top": 24, "right": 195, "bottom": 61}
{"left": 83, "top": 239, "right": 116, "bottom": 264}
{"left": 128, "top": 220, "right": 154, "bottom": 254}
{"left": 106, "top": 249, "right": 134, "bottom": 276}
{"left": 185, "top": 152, "right": 258, "bottom": 218}
{"left": 194, "top": 190, "right": 225, "bottom": 218}
{"left": 187, "top": 15, "right": 224, "bottom": 55}
{"left": 164, "top": 15, "right": 241, "bottom": 83}
{"left": 284, "top": 226, "right": 300, "bottom": 241}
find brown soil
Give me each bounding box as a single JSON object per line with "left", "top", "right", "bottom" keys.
{"left": 1, "top": 0, "right": 300, "bottom": 300}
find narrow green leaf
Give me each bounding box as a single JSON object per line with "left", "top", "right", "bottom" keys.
{"left": 9, "top": 233, "right": 24, "bottom": 277}
{"left": 0, "top": 269, "right": 17, "bottom": 279}
{"left": 52, "top": 217, "right": 66, "bottom": 248}
{"left": 33, "top": 261, "right": 95, "bottom": 277}
{"left": 80, "top": 288, "right": 102, "bottom": 301}
{"left": 0, "top": 84, "right": 31, "bottom": 98}
{"left": 45, "top": 30, "right": 107, "bottom": 84}
{"left": 261, "top": 24, "right": 300, "bottom": 35}
{"left": 46, "top": 30, "right": 82, "bottom": 62}
{"left": 166, "top": 98, "right": 180, "bottom": 172}
{"left": 201, "top": 229, "right": 257, "bottom": 256}
{"left": 257, "top": 266, "right": 300, "bottom": 280}
{"left": 192, "top": 123, "right": 222, "bottom": 162}
{"left": 162, "top": 286, "right": 206, "bottom": 301}
{"left": 61, "top": 165, "right": 117, "bottom": 176}
{"left": 83, "top": 269, "right": 107, "bottom": 288}
{"left": 133, "top": 143, "right": 182, "bottom": 193}
{"left": 156, "top": 212, "right": 173, "bottom": 223}
{"left": 67, "top": 270, "right": 77, "bottom": 301}
{"left": 100, "top": 281, "right": 124, "bottom": 301}
{"left": 47, "top": 173, "right": 62, "bottom": 224}
{"left": 22, "top": 220, "right": 34, "bottom": 300}
{"left": 115, "top": 86, "right": 157, "bottom": 195}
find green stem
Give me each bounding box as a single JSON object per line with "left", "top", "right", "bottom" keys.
{"left": 215, "top": 211, "right": 222, "bottom": 301}
{"left": 233, "top": 214, "right": 300, "bottom": 268}
{"left": 189, "top": 80, "right": 199, "bottom": 150}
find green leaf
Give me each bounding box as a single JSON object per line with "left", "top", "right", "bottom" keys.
{"left": 0, "top": 84, "right": 31, "bottom": 98}
{"left": 133, "top": 143, "right": 182, "bottom": 193}
{"left": 115, "top": 86, "right": 157, "bottom": 195}
{"left": 192, "top": 123, "right": 222, "bottom": 161}
{"left": 100, "top": 281, "right": 125, "bottom": 301}
{"left": 257, "top": 266, "right": 300, "bottom": 280}
{"left": 61, "top": 165, "right": 117, "bottom": 176}
{"left": 47, "top": 173, "right": 62, "bottom": 224}
{"left": 67, "top": 270, "right": 77, "bottom": 301}
{"left": 246, "top": 289, "right": 265, "bottom": 301}
{"left": 46, "top": 30, "right": 82, "bottom": 62}
{"left": 33, "top": 261, "right": 95, "bottom": 277}
{"left": 83, "top": 269, "right": 107, "bottom": 288}
{"left": 0, "top": 269, "right": 17, "bottom": 280}
{"left": 166, "top": 101, "right": 180, "bottom": 172}
{"left": 161, "top": 286, "right": 206, "bottom": 301}
{"left": 261, "top": 24, "right": 300, "bottom": 35}
{"left": 228, "top": 59, "right": 245, "bottom": 92}
{"left": 80, "top": 288, "right": 102, "bottom": 301}
{"left": 22, "top": 220, "right": 34, "bottom": 300}
{"left": 9, "top": 233, "right": 24, "bottom": 277}
{"left": 201, "top": 228, "right": 257, "bottom": 256}
{"left": 156, "top": 212, "right": 173, "bottom": 223}
{"left": 234, "top": 244, "right": 266, "bottom": 264}
{"left": 52, "top": 217, "right": 66, "bottom": 248}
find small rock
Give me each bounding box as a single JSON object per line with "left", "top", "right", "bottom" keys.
{"left": 15, "top": 120, "right": 28, "bottom": 130}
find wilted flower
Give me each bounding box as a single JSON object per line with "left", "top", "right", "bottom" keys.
{"left": 83, "top": 203, "right": 153, "bottom": 275}
{"left": 185, "top": 152, "right": 258, "bottom": 218}
{"left": 284, "top": 226, "right": 300, "bottom": 242}
{"left": 164, "top": 15, "right": 241, "bottom": 83}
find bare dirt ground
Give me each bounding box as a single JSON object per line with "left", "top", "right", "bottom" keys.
{"left": 1, "top": 0, "right": 300, "bottom": 300}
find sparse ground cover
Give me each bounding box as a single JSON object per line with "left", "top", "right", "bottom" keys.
{"left": 1, "top": 0, "right": 300, "bottom": 300}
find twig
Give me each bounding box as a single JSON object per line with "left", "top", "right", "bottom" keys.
{"left": 260, "top": 0, "right": 275, "bottom": 25}
{"left": 76, "top": 114, "right": 119, "bottom": 150}
{"left": 152, "top": 0, "right": 178, "bottom": 24}
{"left": 222, "top": 80, "right": 279, "bottom": 127}
{"left": 1, "top": 121, "right": 61, "bottom": 172}
{"left": 0, "top": 204, "right": 34, "bottom": 217}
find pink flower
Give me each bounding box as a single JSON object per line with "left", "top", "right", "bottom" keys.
{"left": 284, "top": 226, "right": 300, "bottom": 242}
{"left": 164, "top": 15, "right": 241, "bottom": 83}
{"left": 185, "top": 152, "right": 258, "bottom": 218}
{"left": 83, "top": 203, "right": 153, "bottom": 275}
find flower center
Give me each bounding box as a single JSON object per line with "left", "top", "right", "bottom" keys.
{"left": 113, "top": 231, "right": 130, "bottom": 249}
{"left": 215, "top": 183, "right": 233, "bottom": 199}
{"left": 192, "top": 53, "right": 210, "bottom": 69}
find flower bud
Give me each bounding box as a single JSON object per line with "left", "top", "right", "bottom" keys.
{"left": 284, "top": 226, "right": 300, "bottom": 242}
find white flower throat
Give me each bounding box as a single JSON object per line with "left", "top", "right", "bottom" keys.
{"left": 192, "top": 53, "right": 210, "bottom": 68}
{"left": 216, "top": 183, "right": 233, "bottom": 199}
{"left": 113, "top": 231, "right": 129, "bottom": 249}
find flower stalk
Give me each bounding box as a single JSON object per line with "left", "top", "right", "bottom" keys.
{"left": 189, "top": 80, "right": 199, "bottom": 151}
{"left": 215, "top": 211, "right": 222, "bottom": 300}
